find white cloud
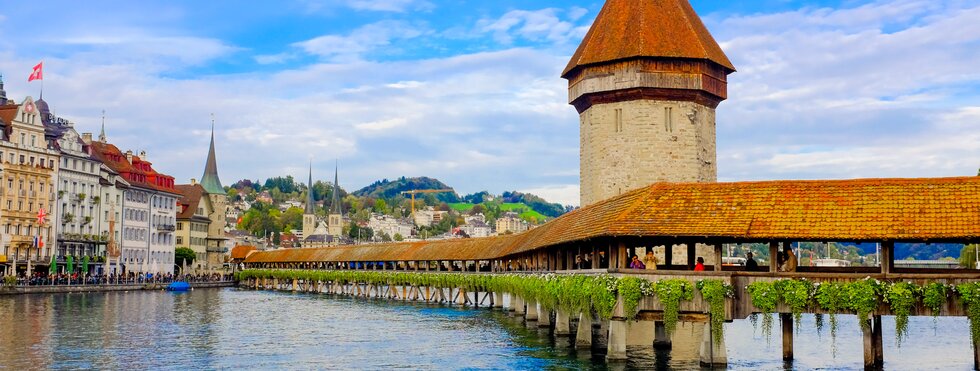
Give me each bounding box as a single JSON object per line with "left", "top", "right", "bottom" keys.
{"left": 520, "top": 185, "right": 580, "bottom": 207}
{"left": 346, "top": 0, "right": 433, "bottom": 12}
{"left": 254, "top": 53, "right": 295, "bottom": 65}
{"left": 478, "top": 8, "right": 590, "bottom": 45}
{"left": 294, "top": 20, "right": 427, "bottom": 62}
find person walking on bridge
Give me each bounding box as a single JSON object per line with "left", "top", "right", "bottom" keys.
{"left": 643, "top": 251, "right": 658, "bottom": 271}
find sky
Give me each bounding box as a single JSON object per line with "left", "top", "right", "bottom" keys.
{"left": 0, "top": 0, "right": 978, "bottom": 206}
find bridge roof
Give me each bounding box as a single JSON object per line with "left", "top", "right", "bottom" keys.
{"left": 246, "top": 176, "right": 980, "bottom": 263}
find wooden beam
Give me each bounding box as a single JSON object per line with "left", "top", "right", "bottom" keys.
{"left": 769, "top": 241, "right": 779, "bottom": 273}
{"left": 713, "top": 244, "right": 723, "bottom": 272}
{"left": 881, "top": 241, "right": 895, "bottom": 275}
{"left": 635, "top": 312, "right": 709, "bottom": 322}
{"left": 687, "top": 241, "right": 696, "bottom": 269}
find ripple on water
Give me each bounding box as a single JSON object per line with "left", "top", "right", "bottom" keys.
{"left": 0, "top": 289, "right": 975, "bottom": 370}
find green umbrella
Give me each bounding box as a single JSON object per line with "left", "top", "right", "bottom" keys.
{"left": 66, "top": 255, "right": 74, "bottom": 274}
{"left": 49, "top": 254, "right": 57, "bottom": 275}
{"left": 82, "top": 256, "right": 89, "bottom": 276}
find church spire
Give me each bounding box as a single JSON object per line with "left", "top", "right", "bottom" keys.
{"left": 98, "top": 110, "right": 107, "bottom": 142}
{"left": 200, "top": 114, "right": 226, "bottom": 195}
{"left": 305, "top": 161, "right": 315, "bottom": 215}
{"left": 331, "top": 160, "right": 342, "bottom": 215}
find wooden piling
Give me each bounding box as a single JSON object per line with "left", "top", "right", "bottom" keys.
{"left": 781, "top": 313, "right": 793, "bottom": 361}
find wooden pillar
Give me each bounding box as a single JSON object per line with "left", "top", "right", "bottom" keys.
{"left": 781, "top": 313, "right": 793, "bottom": 361}
{"left": 687, "top": 241, "right": 697, "bottom": 269}
{"left": 617, "top": 242, "right": 627, "bottom": 269}
{"left": 873, "top": 315, "right": 884, "bottom": 366}
{"left": 863, "top": 316, "right": 883, "bottom": 369}
{"left": 575, "top": 312, "right": 593, "bottom": 349}
{"left": 769, "top": 241, "right": 780, "bottom": 273}
{"left": 974, "top": 334, "right": 980, "bottom": 371}
{"left": 654, "top": 321, "right": 671, "bottom": 348}
{"left": 713, "top": 244, "right": 723, "bottom": 271}
{"left": 664, "top": 243, "right": 673, "bottom": 267}
{"left": 881, "top": 241, "right": 894, "bottom": 274}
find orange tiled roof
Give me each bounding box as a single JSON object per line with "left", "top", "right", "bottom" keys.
{"left": 175, "top": 184, "right": 206, "bottom": 219}
{"left": 562, "top": 0, "right": 735, "bottom": 78}
{"left": 246, "top": 177, "right": 980, "bottom": 263}
{"left": 231, "top": 245, "right": 258, "bottom": 260}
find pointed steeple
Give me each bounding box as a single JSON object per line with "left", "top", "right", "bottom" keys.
{"left": 98, "top": 110, "right": 107, "bottom": 142}
{"left": 200, "top": 114, "right": 226, "bottom": 195}
{"left": 305, "top": 161, "right": 316, "bottom": 215}
{"left": 331, "top": 160, "right": 342, "bottom": 215}
{"left": 562, "top": 0, "right": 735, "bottom": 78}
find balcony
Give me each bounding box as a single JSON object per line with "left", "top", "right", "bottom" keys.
{"left": 206, "top": 246, "right": 228, "bottom": 253}
{"left": 57, "top": 233, "right": 109, "bottom": 245}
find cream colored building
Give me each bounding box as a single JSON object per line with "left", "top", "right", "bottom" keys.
{"left": 0, "top": 97, "right": 60, "bottom": 276}
{"left": 495, "top": 212, "right": 528, "bottom": 234}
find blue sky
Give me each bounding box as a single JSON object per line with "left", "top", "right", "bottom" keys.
{"left": 1, "top": 0, "right": 978, "bottom": 206}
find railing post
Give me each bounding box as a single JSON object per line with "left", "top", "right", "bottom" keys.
{"left": 769, "top": 242, "right": 779, "bottom": 273}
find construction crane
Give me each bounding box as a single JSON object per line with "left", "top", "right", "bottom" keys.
{"left": 400, "top": 189, "right": 454, "bottom": 220}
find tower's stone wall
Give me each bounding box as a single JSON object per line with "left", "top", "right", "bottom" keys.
{"left": 579, "top": 99, "right": 717, "bottom": 206}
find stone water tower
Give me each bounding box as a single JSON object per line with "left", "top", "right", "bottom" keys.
{"left": 564, "top": 0, "right": 736, "bottom": 206}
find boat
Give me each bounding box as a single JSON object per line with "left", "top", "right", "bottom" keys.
{"left": 166, "top": 281, "right": 191, "bottom": 291}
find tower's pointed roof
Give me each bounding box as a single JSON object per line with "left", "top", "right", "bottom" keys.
{"left": 331, "top": 161, "right": 342, "bottom": 215}
{"left": 200, "top": 121, "right": 226, "bottom": 195}
{"left": 305, "top": 162, "right": 315, "bottom": 215}
{"left": 562, "top": 0, "right": 735, "bottom": 78}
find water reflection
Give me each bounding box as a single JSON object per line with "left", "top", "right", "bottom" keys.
{"left": 0, "top": 290, "right": 974, "bottom": 370}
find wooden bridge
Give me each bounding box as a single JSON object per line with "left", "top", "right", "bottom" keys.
{"left": 242, "top": 177, "right": 980, "bottom": 369}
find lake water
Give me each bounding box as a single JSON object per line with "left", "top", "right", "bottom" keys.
{"left": 0, "top": 288, "right": 973, "bottom": 370}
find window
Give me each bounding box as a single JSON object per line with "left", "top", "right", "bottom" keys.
{"left": 176, "top": 236, "right": 183, "bottom": 245}
{"left": 665, "top": 107, "right": 674, "bottom": 132}
{"left": 31, "top": 135, "right": 36, "bottom": 146}
{"left": 19, "top": 155, "right": 24, "bottom": 164}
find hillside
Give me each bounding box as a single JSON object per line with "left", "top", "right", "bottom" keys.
{"left": 353, "top": 176, "right": 461, "bottom": 203}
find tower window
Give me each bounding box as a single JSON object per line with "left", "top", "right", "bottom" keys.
{"left": 665, "top": 107, "right": 674, "bottom": 132}
{"left": 614, "top": 108, "right": 623, "bottom": 133}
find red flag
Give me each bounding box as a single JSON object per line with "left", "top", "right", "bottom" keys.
{"left": 28, "top": 62, "right": 43, "bottom": 82}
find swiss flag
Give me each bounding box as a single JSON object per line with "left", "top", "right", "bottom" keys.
{"left": 28, "top": 62, "right": 43, "bottom": 82}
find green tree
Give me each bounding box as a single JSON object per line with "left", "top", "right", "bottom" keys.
{"left": 394, "top": 233, "right": 404, "bottom": 241}
{"left": 227, "top": 188, "right": 239, "bottom": 201}
{"left": 280, "top": 207, "right": 305, "bottom": 231}
{"left": 373, "top": 199, "right": 389, "bottom": 214}
{"left": 175, "top": 247, "right": 195, "bottom": 267}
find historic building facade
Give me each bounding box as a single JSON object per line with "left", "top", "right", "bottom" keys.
{"left": 53, "top": 120, "right": 106, "bottom": 263}
{"left": 0, "top": 97, "right": 60, "bottom": 276}
{"left": 90, "top": 140, "right": 179, "bottom": 275}
{"left": 563, "top": 0, "right": 735, "bottom": 207}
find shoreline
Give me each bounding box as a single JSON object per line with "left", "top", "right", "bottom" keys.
{"left": 0, "top": 281, "right": 236, "bottom": 295}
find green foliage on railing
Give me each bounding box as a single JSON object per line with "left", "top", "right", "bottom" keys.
{"left": 746, "top": 280, "right": 779, "bottom": 342}
{"left": 923, "top": 282, "right": 949, "bottom": 318}
{"left": 845, "top": 278, "right": 885, "bottom": 330}
{"left": 652, "top": 279, "right": 694, "bottom": 337}
{"left": 617, "top": 277, "right": 653, "bottom": 320}
{"left": 956, "top": 283, "right": 980, "bottom": 346}
{"left": 815, "top": 282, "right": 847, "bottom": 355}
{"left": 776, "top": 279, "right": 815, "bottom": 332}
{"left": 885, "top": 282, "right": 920, "bottom": 346}
{"left": 696, "top": 279, "right": 734, "bottom": 345}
